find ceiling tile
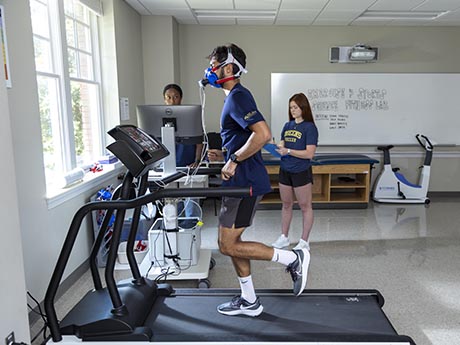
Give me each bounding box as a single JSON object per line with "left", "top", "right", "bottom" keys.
{"left": 323, "top": 0, "right": 376, "bottom": 11}
{"left": 317, "top": 10, "right": 363, "bottom": 20}
{"left": 234, "top": 0, "right": 280, "bottom": 10}
{"left": 141, "top": 8, "right": 181, "bottom": 15}
{"left": 369, "top": 0, "right": 426, "bottom": 11}
{"left": 280, "top": 0, "right": 329, "bottom": 10}
{"left": 277, "top": 9, "right": 318, "bottom": 20}
{"left": 414, "top": 0, "right": 460, "bottom": 11}
{"left": 438, "top": 8, "right": 460, "bottom": 18}
{"left": 124, "top": 0, "right": 151, "bottom": 15}
{"left": 141, "top": 0, "right": 188, "bottom": 10}
{"left": 188, "top": 0, "right": 233, "bottom": 10}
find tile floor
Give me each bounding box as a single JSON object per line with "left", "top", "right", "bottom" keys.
{"left": 31, "top": 196, "right": 460, "bottom": 345}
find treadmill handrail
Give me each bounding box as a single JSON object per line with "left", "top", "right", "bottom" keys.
{"left": 45, "top": 184, "right": 250, "bottom": 342}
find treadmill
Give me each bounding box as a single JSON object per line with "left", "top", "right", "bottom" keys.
{"left": 44, "top": 125, "right": 415, "bottom": 345}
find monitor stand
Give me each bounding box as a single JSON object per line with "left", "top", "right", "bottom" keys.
{"left": 161, "top": 125, "right": 176, "bottom": 175}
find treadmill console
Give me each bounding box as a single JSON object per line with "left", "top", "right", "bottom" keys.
{"left": 107, "top": 125, "right": 169, "bottom": 177}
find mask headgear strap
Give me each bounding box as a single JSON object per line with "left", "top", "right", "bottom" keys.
{"left": 211, "top": 48, "right": 248, "bottom": 79}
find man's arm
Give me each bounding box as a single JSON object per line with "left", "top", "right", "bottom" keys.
{"left": 221, "top": 121, "right": 271, "bottom": 180}
{"left": 234, "top": 121, "right": 272, "bottom": 161}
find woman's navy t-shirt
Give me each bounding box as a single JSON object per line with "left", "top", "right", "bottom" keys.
{"left": 280, "top": 120, "right": 318, "bottom": 173}
{"left": 220, "top": 83, "right": 271, "bottom": 196}
{"left": 175, "top": 143, "right": 196, "bottom": 167}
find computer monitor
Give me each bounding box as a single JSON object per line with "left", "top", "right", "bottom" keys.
{"left": 136, "top": 104, "right": 203, "bottom": 145}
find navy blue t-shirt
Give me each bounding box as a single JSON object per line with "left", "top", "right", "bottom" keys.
{"left": 280, "top": 120, "right": 318, "bottom": 173}
{"left": 176, "top": 143, "right": 196, "bottom": 167}
{"left": 220, "top": 83, "right": 271, "bottom": 196}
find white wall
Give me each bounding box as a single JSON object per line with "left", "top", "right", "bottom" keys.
{"left": 113, "top": 0, "right": 145, "bottom": 124}
{"left": 142, "top": 15, "right": 179, "bottom": 105}
{"left": 0, "top": 23, "right": 30, "bottom": 343}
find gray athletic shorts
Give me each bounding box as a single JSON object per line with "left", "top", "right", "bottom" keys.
{"left": 219, "top": 196, "right": 263, "bottom": 228}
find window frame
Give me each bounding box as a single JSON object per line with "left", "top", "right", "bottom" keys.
{"left": 31, "top": 0, "right": 105, "bottom": 184}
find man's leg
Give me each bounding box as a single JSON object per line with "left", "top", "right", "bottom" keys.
{"left": 216, "top": 197, "right": 311, "bottom": 318}
{"left": 217, "top": 225, "right": 266, "bottom": 316}
{"left": 218, "top": 225, "right": 274, "bottom": 263}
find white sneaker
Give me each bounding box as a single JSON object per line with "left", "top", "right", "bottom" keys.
{"left": 272, "top": 235, "right": 290, "bottom": 249}
{"left": 293, "top": 239, "right": 310, "bottom": 251}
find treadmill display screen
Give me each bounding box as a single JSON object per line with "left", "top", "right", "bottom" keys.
{"left": 107, "top": 125, "right": 170, "bottom": 177}
{"left": 121, "top": 126, "right": 162, "bottom": 155}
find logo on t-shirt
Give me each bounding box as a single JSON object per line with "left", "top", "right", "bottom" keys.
{"left": 244, "top": 110, "right": 258, "bottom": 121}
{"left": 284, "top": 130, "right": 302, "bottom": 142}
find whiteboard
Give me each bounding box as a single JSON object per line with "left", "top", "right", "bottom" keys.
{"left": 271, "top": 73, "right": 460, "bottom": 146}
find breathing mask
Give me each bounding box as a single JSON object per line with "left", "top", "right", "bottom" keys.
{"left": 199, "top": 50, "right": 248, "bottom": 88}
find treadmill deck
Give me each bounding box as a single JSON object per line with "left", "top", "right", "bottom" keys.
{"left": 144, "top": 289, "right": 414, "bottom": 344}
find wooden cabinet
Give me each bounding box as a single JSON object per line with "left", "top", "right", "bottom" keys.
{"left": 262, "top": 163, "right": 372, "bottom": 208}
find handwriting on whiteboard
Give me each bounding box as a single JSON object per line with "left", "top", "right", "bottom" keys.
{"left": 307, "top": 88, "right": 389, "bottom": 130}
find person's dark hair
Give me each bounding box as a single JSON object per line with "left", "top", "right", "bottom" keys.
{"left": 207, "top": 43, "right": 246, "bottom": 76}
{"left": 163, "top": 83, "right": 183, "bottom": 98}
{"left": 288, "top": 93, "right": 314, "bottom": 123}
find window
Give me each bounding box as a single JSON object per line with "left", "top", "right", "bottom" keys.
{"left": 30, "top": 0, "right": 104, "bottom": 189}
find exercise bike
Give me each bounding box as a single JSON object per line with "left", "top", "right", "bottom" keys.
{"left": 373, "top": 134, "right": 433, "bottom": 204}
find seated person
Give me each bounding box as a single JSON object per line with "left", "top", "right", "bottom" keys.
{"left": 163, "top": 84, "right": 204, "bottom": 168}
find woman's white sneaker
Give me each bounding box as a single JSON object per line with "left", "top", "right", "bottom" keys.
{"left": 293, "top": 239, "right": 310, "bottom": 251}
{"left": 272, "top": 234, "right": 290, "bottom": 249}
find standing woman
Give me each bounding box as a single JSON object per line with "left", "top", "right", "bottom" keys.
{"left": 272, "top": 93, "right": 318, "bottom": 251}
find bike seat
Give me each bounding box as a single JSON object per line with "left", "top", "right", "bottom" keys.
{"left": 377, "top": 145, "right": 394, "bottom": 151}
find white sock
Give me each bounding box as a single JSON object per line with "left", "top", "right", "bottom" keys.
{"left": 239, "top": 275, "right": 257, "bottom": 303}
{"left": 271, "top": 248, "right": 297, "bottom": 266}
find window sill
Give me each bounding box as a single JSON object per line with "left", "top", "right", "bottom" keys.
{"left": 46, "top": 162, "right": 124, "bottom": 209}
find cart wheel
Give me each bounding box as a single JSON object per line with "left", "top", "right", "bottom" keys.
{"left": 209, "top": 258, "right": 216, "bottom": 270}
{"left": 424, "top": 198, "right": 431, "bottom": 205}
{"left": 198, "top": 279, "right": 211, "bottom": 289}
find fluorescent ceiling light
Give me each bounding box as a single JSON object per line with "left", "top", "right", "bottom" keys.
{"left": 194, "top": 9, "right": 276, "bottom": 20}
{"left": 358, "top": 10, "right": 449, "bottom": 20}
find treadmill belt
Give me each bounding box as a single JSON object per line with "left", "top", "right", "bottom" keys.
{"left": 145, "top": 291, "right": 399, "bottom": 342}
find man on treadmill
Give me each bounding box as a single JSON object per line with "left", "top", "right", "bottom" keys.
{"left": 200, "top": 43, "right": 310, "bottom": 317}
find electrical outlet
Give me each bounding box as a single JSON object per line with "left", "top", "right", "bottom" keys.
{"left": 5, "top": 332, "right": 15, "bottom": 345}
